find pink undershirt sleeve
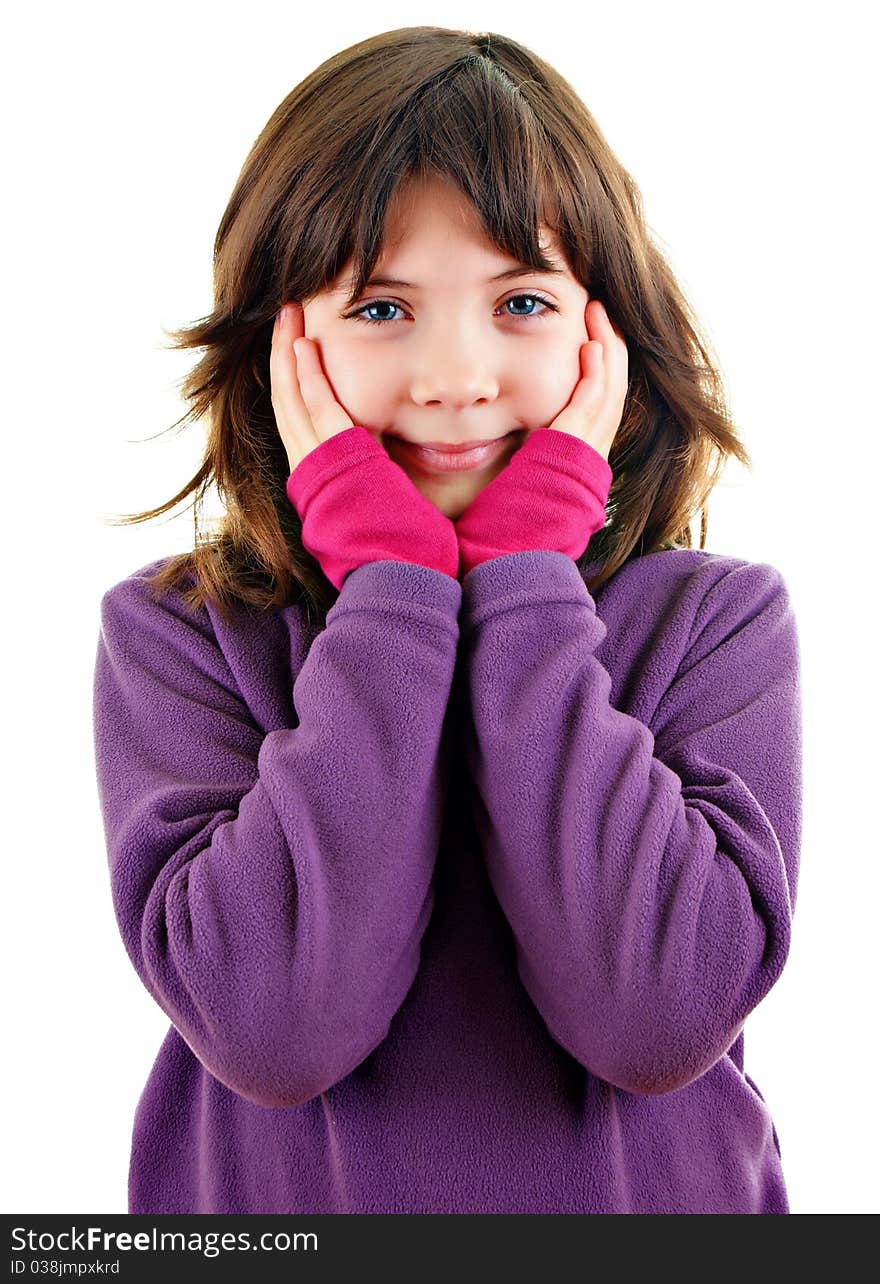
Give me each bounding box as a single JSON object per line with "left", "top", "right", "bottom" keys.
{"left": 454, "top": 427, "right": 614, "bottom": 578}
{"left": 286, "top": 425, "right": 613, "bottom": 590}
{"left": 286, "top": 426, "right": 460, "bottom": 589}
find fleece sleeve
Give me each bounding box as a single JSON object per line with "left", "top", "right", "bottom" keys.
{"left": 458, "top": 551, "right": 802, "bottom": 1097}
{"left": 93, "top": 558, "right": 461, "bottom": 1109}
{"left": 287, "top": 425, "right": 460, "bottom": 588}
{"left": 454, "top": 427, "right": 613, "bottom": 576}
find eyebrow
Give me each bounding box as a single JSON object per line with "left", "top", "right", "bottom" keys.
{"left": 337, "top": 263, "right": 569, "bottom": 293}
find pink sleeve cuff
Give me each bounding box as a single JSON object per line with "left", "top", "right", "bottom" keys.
{"left": 286, "top": 427, "right": 460, "bottom": 589}
{"left": 455, "top": 427, "right": 613, "bottom": 579}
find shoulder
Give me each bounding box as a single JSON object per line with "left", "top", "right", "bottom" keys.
{"left": 598, "top": 547, "right": 794, "bottom": 625}
{"left": 603, "top": 545, "right": 789, "bottom": 591}
{"left": 96, "top": 557, "right": 233, "bottom": 710}
{"left": 100, "top": 554, "right": 197, "bottom": 613}
{"left": 99, "top": 553, "right": 299, "bottom": 628}
{"left": 97, "top": 553, "right": 320, "bottom": 695}
{"left": 98, "top": 554, "right": 209, "bottom": 644}
{"left": 591, "top": 547, "right": 798, "bottom": 683}
{"left": 97, "top": 553, "right": 307, "bottom": 671}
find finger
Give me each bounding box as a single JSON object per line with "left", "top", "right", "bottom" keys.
{"left": 291, "top": 336, "right": 354, "bottom": 441}
{"left": 553, "top": 342, "right": 604, "bottom": 430}
{"left": 585, "top": 297, "right": 612, "bottom": 337}
{"left": 580, "top": 338, "right": 606, "bottom": 392}
{"left": 588, "top": 301, "right": 629, "bottom": 410}
{"left": 582, "top": 337, "right": 627, "bottom": 455}
{"left": 270, "top": 303, "right": 316, "bottom": 453}
{"left": 589, "top": 299, "right": 628, "bottom": 365}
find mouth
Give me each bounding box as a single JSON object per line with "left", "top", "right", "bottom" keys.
{"left": 385, "top": 430, "right": 523, "bottom": 475}
{"left": 417, "top": 438, "right": 500, "bottom": 454}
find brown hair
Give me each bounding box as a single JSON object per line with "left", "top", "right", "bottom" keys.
{"left": 106, "top": 25, "right": 750, "bottom": 630}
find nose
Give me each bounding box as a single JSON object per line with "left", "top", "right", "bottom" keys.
{"left": 411, "top": 370, "right": 500, "bottom": 410}
{"left": 408, "top": 325, "right": 502, "bottom": 409}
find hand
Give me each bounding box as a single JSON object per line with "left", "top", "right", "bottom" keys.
{"left": 452, "top": 298, "right": 624, "bottom": 581}
{"left": 544, "top": 298, "right": 629, "bottom": 462}
{"left": 276, "top": 301, "right": 460, "bottom": 586}
{"left": 270, "top": 302, "right": 355, "bottom": 473}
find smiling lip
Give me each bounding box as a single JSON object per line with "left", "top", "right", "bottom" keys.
{"left": 387, "top": 432, "right": 517, "bottom": 474}
{"left": 419, "top": 439, "right": 499, "bottom": 453}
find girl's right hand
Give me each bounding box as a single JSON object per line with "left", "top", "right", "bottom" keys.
{"left": 270, "top": 302, "right": 355, "bottom": 473}
{"left": 273, "top": 299, "right": 460, "bottom": 588}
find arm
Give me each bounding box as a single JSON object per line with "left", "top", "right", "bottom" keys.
{"left": 458, "top": 551, "right": 802, "bottom": 1096}
{"left": 93, "top": 557, "right": 461, "bottom": 1108}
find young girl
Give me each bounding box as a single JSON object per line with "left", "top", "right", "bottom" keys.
{"left": 93, "top": 26, "right": 802, "bottom": 1215}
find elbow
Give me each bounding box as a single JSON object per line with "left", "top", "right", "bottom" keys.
{"left": 193, "top": 1009, "right": 392, "bottom": 1109}
{"left": 547, "top": 1005, "right": 745, "bottom": 1099}
{"left": 204, "top": 1042, "right": 326, "bottom": 1109}
{"left": 608, "top": 1047, "right": 730, "bottom": 1097}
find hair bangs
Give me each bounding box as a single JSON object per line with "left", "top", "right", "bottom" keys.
{"left": 298, "top": 55, "right": 579, "bottom": 313}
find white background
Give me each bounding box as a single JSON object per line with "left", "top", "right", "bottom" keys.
{"left": 3, "top": 0, "right": 877, "bottom": 1216}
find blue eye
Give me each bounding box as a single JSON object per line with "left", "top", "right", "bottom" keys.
{"left": 350, "top": 300, "right": 405, "bottom": 325}
{"left": 503, "top": 293, "right": 558, "bottom": 320}
{"left": 343, "top": 293, "right": 561, "bottom": 326}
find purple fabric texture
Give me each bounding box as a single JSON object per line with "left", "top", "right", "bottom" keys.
{"left": 93, "top": 541, "right": 801, "bottom": 1214}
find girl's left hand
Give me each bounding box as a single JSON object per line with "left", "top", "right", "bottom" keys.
{"left": 546, "top": 299, "right": 629, "bottom": 462}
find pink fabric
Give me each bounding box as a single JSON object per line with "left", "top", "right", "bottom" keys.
{"left": 455, "top": 428, "right": 613, "bottom": 578}
{"left": 286, "top": 426, "right": 460, "bottom": 588}
{"left": 286, "top": 425, "right": 613, "bottom": 588}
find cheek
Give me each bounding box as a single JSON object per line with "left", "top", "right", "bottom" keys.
{"left": 513, "top": 341, "right": 583, "bottom": 420}
{"left": 534, "top": 337, "right": 582, "bottom": 387}
{"left": 511, "top": 381, "right": 567, "bottom": 427}
{"left": 321, "top": 344, "right": 394, "bottom": 417}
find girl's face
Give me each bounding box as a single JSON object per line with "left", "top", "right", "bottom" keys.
{"left": 301, "top": 174, "right": 590, "bottom": 520}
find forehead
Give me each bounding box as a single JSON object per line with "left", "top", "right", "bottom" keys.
{"left": 382, "top": 173, "right": 563, "bottom": 259}
{"left": 326, "top": 176, "right": 571, "bottom": 296}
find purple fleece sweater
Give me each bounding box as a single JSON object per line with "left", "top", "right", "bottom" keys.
{"left": 92, "top": 545, "right": 801, "bottom": 1214}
